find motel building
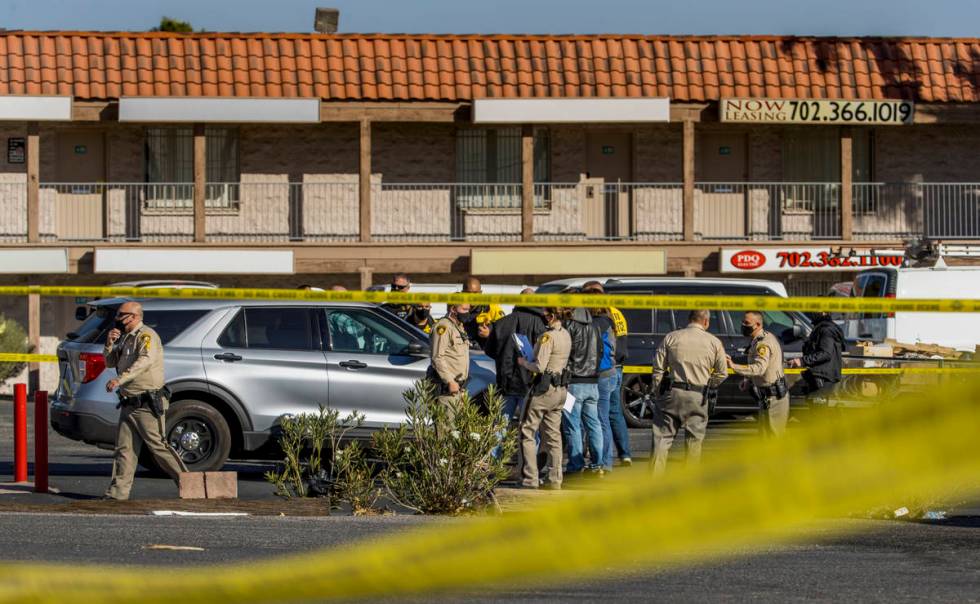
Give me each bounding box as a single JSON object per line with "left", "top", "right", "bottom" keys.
{"left": 0, "top": 26, "right": 979, "bottom": 385}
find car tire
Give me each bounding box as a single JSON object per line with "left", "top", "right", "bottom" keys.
{"left": 139, "top": 399, "right": 232, "bottom": 473}
{"left": 622, "top": 374, "right": 655, "bottom": 429}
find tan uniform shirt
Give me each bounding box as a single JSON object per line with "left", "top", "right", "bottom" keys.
{"left": 104, "top": 323, "right": 164, "bottom": 396}
{"left": 525, "top": 323, "right": 572, "bottom": 376}
{"left": 430, "top": 317, "right": 470, "bottom": 384}
{"left": 652, "top": 323, "right": 728, "bottom": 390}
{"left": 731, "top": 330, "right": 785, "bottom": 387}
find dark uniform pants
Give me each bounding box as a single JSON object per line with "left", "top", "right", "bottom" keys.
{"left": 105, "top": 403, "right": 188, "bottom": 500}
{"left": 651, "top": 388, "right": 708, "bottom": 474}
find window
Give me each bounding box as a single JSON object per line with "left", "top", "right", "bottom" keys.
{"left": 219, "top": 308, "right": 317, "bottom": 351}
{"left": 781, "top": 128, "right": 874, "bottom": 213}
{"left": 653, "top": 310, "right": 674, "bottom": 335}
{"left": 145, "top": 127, "right": 240, "bottom": 209}
{"left": 326, "top": 309, "right": 411, "bottom": 355}
{"left": 68, "top": 306, "right": 206, "bottom": 344}
{"left": 455, "top": 128, "right": 550, "bottom": 208}
{"left": 670, "top": 310, "right": 728, "bottom": 336}
{"left": 620, "top": 309, "right": 653, "bottom": 334}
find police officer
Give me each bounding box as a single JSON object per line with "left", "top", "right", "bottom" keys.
{"left": 103, "top": 301, "right": 187, "bottom": 500}
{"left": 428, "top": 303, "right": 471, "bottom": 418}
{"left": 517, "top": 307, "right": 572, "bottom": 489}
{"left": 650, "top": 310, "right": 728, "bottom": 474}
{"left": 380, "top": 273, "right": 417, "bottom": 322}
{"left": 728, "top": 311, "right": 790, "bottom": 437}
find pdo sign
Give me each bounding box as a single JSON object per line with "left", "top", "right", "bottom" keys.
{"left": 721, "top": 247, "right": 906, "bottom": 273}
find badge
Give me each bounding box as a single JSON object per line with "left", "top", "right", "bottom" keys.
{"left": 756, "top": 343, "right": 769, "bottom": 358}
{"left": 436, "top": 325, "right": 446, "bottom": 335}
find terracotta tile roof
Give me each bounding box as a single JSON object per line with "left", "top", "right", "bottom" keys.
{"left": 0, "top": 32, "right": 978, "bottom": 103}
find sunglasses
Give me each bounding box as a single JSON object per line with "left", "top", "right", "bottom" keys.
{"left": 117, "top": 312, "right": 136, "bottom": 319}
{"left": 390, "top": 283, "right": 409, "bottom": 291}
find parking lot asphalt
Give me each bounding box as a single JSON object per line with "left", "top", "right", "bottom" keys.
{"left": 1, "top": 401, "right": 978, "bottom": 602}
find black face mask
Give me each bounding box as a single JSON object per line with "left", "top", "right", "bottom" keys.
{"left": 412, "top": 308, "right": 430, "bottom": 321}
{"left": 740, "top": 323, "right": 755, "bottom": 337}
{"left": 455, "top": 311, "right": 472, "bottom": 324}
{"left": 115, "top": 320, "right": 126, "bottom": 330}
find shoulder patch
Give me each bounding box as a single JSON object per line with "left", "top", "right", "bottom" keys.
{"left": 540, "top": 333, "right": 550, "bottom": 344}
{"left": 436, "top": 325, "right": 447, "bottom": 335}
{"left": 139, "top": 333, "right": 152, "bottom": 350}
{"left": 756, "top": 343, "right": 770, "bottom": 357}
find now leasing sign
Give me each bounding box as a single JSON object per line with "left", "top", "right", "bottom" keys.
{"left": 721, "top": 98, "right": 914, "bottom": 125}
{"left": 721, "top": 247, "right": 905, "bottom": 273}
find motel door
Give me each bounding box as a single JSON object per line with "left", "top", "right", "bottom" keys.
{"left": 55, "top": 131, "right": 106, "bottom": 241}
{"left": 696, "top": 132, "right": 749, "bottom": 239}
{"left": 586, "top": 132, "right": 632, "bottom": 239}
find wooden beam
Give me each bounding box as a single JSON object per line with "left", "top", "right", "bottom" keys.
{"left": 321, "top": 102, "right": 464, "bottom": 123}
{"left": 840, "top": 127, "right": 853, "bottom": 240}
{"left": 26, "top": 122, "right": 39, "bottom": 243}
{"left": 27, "top": 292, "right": 40, "bottom": 393}
{"left": 358, "top": 266, "right": 374, "bottom": 290}
{"left": 193, "top": 123, "right": 206, "bottom": 243}
{"left": 669, "top": 103, "right": 709, "bottom": 123}
{"left": 359, "top": 119, "right": 372, "bottom": 243}
{"left": 521, "top": 124, "right": 534, "bottom": 242}
{"left": 682, "top": 119, "right": 696, "bottom": 242}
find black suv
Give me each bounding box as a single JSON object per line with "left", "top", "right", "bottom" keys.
{"left": 536, "top": 277, "right": 811, "bottom": 427}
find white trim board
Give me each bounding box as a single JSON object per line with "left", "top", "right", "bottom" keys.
{"left": 95, "top": 249, "right": 294, "bottom": 274}
{"left": 472, "top": 98, "right": 671, "bottom": 123}
{"left": 0, "top": 96, "right": 72, "bottom": 121}
{"left": 119, "top": 97, "right": 321, "bottom": 123}
{"left": 0, "top": 249, "right": 69, "bottom": 273}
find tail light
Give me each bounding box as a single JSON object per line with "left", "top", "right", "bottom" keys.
{"left": 885, "top": 292, "right": 896, "bottom": 318}
{"left": 79, "top": 353, "right": 106, "bottom": 383}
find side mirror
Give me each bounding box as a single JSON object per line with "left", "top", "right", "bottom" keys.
{"left": 781, "top": 325, "right": 803, "bottom": 344}
{"left": 406, "top": 342, "right": 430, "bottom": 357}
{"left": 792, "top": 324, "right": 805, "bottom": 339}
{"left": 75, "top": 306, "right": 90, "bottom": 321}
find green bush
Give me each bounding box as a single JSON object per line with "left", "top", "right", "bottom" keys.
{"left": 373, "top": 382, "right": 516, "bottom": 515}
{"left": 0, "top": 314, "right": 29, "bottom": 383}
{"left": 264, "top": 406, "right": 378, "bottom": 513}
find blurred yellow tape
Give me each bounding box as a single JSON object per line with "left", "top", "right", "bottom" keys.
{"left": 622, "top": 365, "right": 980, "bottom": 375}
{"left": 0, "top": 375, "right": 977, "bottom": 602}
{"left": 2, "top": 285, "right": 980, "bottom": 313}
{"left": 0, "top": 353, "right": 58, "bottom": 363}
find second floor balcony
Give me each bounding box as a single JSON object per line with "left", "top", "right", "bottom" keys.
{"left": 2, "top": 180, "right": 978, "bottom": 244}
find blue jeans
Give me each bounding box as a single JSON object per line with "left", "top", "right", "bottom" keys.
{"left": 563, "top": 383, "right": 603, "bottom": 473}
{"left": 597, "top": 373, "right": 616, "bottom": 470}
{"left": 608, "top": 367, "right": 633, "bottom": 460}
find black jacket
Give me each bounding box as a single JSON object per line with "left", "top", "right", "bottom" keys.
{"left": 802, "top": 315, "right": 845, "bottom": 382}
{"left": 483, "top": 307, "right": 548, "bottom": 397}
{"left": 566, "top": 307, "right": 602, "bottom": 383}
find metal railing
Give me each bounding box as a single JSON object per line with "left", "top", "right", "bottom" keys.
{"left": 694, "top": 182, "right": 842, "bottom": 241}
{"left": 10, "top": 181, "right": 980, "bottom": 243}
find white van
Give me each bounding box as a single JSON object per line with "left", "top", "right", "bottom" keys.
{"left": 369, "top": 282, "right": 533, "bottom": 319}
{"left": 845, "top": 266, "right": 980, "bottom": 352}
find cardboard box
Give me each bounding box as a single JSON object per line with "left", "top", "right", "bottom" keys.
{"left": 179, "top": 471, "right": 238, "bottom": 499}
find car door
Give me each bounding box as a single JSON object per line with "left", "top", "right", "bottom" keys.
{"left": 322, "top": 307, "right": 429, "bottom": 427}
{"left": 201, "top": 306, "right": 328, "bottom": 431}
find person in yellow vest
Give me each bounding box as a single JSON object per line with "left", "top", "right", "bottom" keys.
{"left": 461, "top": 276, "right": 505, "bottom": 349}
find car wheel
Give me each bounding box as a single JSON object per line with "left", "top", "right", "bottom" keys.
{"left": 140, "top": 399, "right": 232, "bottom": 473}
{"left": 622, "top": 374, "right": 655, "bottom": 428}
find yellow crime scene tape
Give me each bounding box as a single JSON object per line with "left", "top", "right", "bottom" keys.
{"left": 0, "top": 378, "right": 978, "bottom": 602}
{"left": 2, "top": 284, "right": 980, "bottom": 313}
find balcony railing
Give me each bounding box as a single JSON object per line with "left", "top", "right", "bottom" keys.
{"left": 1, "top": 181, "right": 977, "bottom": 244}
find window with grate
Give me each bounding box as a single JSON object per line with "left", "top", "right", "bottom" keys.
{"left": 144, "top": 127, "right": 241, "bottom": 209}
{"left": 455, "top": 128, "right": 550, "bottom": 209}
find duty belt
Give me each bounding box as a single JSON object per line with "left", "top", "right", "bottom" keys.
{"left": 671, "top": 381, "right": 705, "bottom": 391}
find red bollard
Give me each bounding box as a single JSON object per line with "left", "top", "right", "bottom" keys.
{"left": 34, "top": 391, "right": 48, "bottom": 493}
{"left": 13, "top": 383, "right": 27, "bottom": 483}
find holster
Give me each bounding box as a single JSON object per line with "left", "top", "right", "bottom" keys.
{"left": 702, "top": 386, "right": 719, "bottom": 408}
{"left": 117, "top": 387, "right": 168, "bottom": 418}
{"left": 426, "top": 366, "right": 466, "bottom": 396}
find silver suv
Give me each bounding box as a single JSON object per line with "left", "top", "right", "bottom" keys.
{"left": 52, "top": 298, "right": 496, "bottom": 471}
